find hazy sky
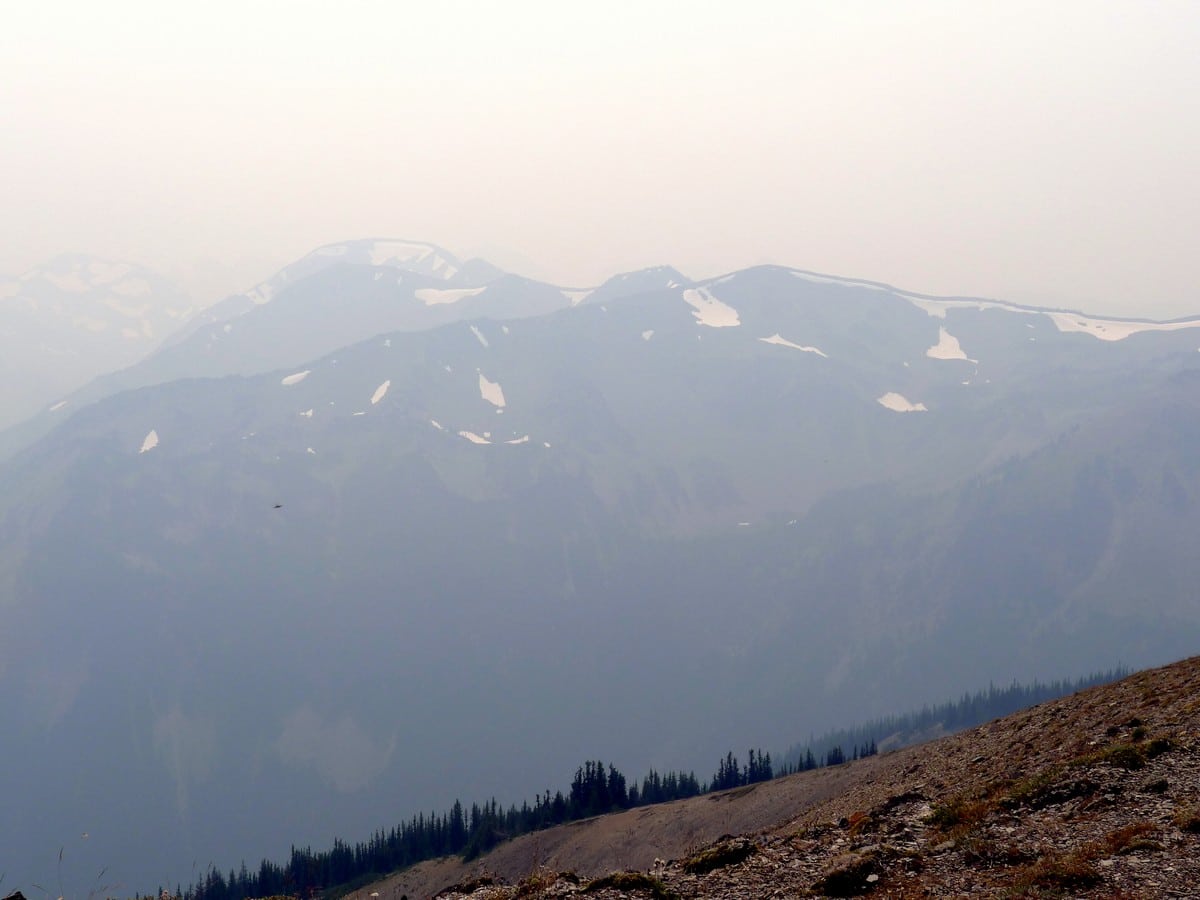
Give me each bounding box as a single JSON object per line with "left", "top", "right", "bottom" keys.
{"left": 3, "top": 1, "right": 1198, "bottom": 316}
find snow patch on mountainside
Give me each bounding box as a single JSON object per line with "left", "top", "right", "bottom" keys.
{"left": 470, "top": 325, "right": 489, "bottom": 347}
{"left": 902, "top": 290, "right": 1198, "bottom": 343}
{"left": 877, "top": 392, "right": 928, "bottom": 413}
{"left": 642, "top": 330, "right": 655, "bottom": 341}
{"left": 246, "top": 283, "right": 275, "bottom": 305}
{"left": 907, "top": 296, "right": 1010, "bottom": 319}
{"left": 459, "top": 430, "right": 491, "bottom": 444}
{"left": 506, "top": 435, "right": 530, "bottom": 444}
{"left": 791, "top": 270, "right": 888, "bottom": 292}
{"left": 478, "top": 373, "right": 506, "bottom": 408}
{"left": 926, "top": 327, "right": 977, "bottom": 362}
{"left": 562, "top": 289, "right": 592, "bottom": 306}
{"left": 370, "top": 380, "right": 390, "bottom": 405}
{"left": 139, "top": 430, "right": 159, "bottom": 453}
{"left": 49, "top": 400, "right": 68, "bottom": 412}
{"left": 683, "top": 288, "right": 740, "bottom": 328}
{"left": 368, "top": 241, "right": 433, "bottom": 266}
{"left": 1045, "top": 312, "right": 1200, "bottom": 341}
{"left": 415, "top": 287, "right": 485, "bottom": 306}
{"left": 759, "top": 334, "right": 827, "bottom": 357}
{"left": 281, "top": 370, "right": 310, "bottom": 386}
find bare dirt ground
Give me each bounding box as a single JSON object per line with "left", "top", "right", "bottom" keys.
{"left": 352, "top": 655, "right": 1200, "bottom": 898}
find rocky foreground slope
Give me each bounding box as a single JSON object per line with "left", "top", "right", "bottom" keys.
{"left": 361, "top": 656, "right": 1200, "bottom": 898}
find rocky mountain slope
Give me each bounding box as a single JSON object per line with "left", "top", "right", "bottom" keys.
{"left": 371, "top": 655, "right": 1200, "bottom": 898}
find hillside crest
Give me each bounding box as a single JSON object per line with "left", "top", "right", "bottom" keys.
{"left": 376, "top": 656, "right": 1200, "bottom": 898}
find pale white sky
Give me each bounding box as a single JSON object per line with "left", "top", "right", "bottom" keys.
{"left": 2, "top": 1, "right": 1198, "bottom": 316}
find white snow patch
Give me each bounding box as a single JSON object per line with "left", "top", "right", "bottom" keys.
{"left": 374, "top": 271, "right": 384, "bottom": 281}
{"left": 926, "top": 327, "right": 977, "bottom": 362}
{"left": 307, "top": 447, "right": 316, "bottom": 455}
{"left": 1045, "top": 312, "right": 1200, "bottom": 342}
{"left": 459, "top": 430, "right": 491, "bottom": 444}
{"left": 444, "top": 365, "right": 453, "bottom": 373}
{"left": 562, "top": 289, "right": 592, "bottom": 306}
{"left": 369, "top": 241, "right": 432, "bottom": 266}
{"left": 543, "top": 441, "right": 552, "bottom": 448}
{"left": 759, "top": 333, "right": 827, "bottom": 357}
{"left": 300, "top": 409, "right": 313, "bottom": 418}
{"left": 478, "top": 373, "right": 506, "bottom": 408}
{"left": 430, "top": 419, "right": 445, "bottom": 430}
{"left": 415, "top": 286, "right": 485, "bottom": 306}
{"left": 470, "top": 325, "right": 489, "bottom": 347}
{"left": 506, "top": 435, "right": 530, "bottom": 444}
{"left": 642, "top": 329, "right": 655, "bottom": 341}
{"left": 501, "top": 325, "right": 509, "bottom": 335}
{"left": 223, "top": 323, "right": 233, "bottom": 333}
{"left": 281, "top": 370, "right": 310, "bottom": 386}
{"left": 139, "top": 430, "right": 159, "bottom": 453}
{"left": 877, "top": 392, "right": 928, "bottom": 413}
{"left": 790, "top": 270, "right": 895, "bottom": 293}
{"left": 353, "top": 411, "right": 365, "bottom": 416}
{"left": 682, "top": 288, "right": 740, "bottom": 328}
{"left": 49, "top": 400, "right": 68, "bottom": 412}
{"left": 384, "top": 338, "right": 391, "bottom": 347}
{"left": 906, "top": 295, "right": 1012, "bottom": 319}
{"left": 245, "top": 283, "right": 275, "bottom": 305}
{"left": 370, "top": 380, "right": 390, "bottom": 405}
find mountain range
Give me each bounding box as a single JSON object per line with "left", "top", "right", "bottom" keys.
{"left": 2, "top": 239, "right": 1198, "bottom": 892}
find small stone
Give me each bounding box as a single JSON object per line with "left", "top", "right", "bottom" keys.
{"left": 866, "top": 873, "right": 879, "bottom": 883}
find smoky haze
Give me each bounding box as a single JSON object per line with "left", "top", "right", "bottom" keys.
{"left": 2, "top": 1, "right": 1198, "bottom": 317}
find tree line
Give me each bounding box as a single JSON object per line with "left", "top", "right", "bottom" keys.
{"left": 180, "top": 750, "right": 767, "bottom": 900}
{"left": 176, "top": 666, "right": 1127, "bottom": 900}
{"left": 780, "top": 667, "right": 1128, "bottom": 772}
